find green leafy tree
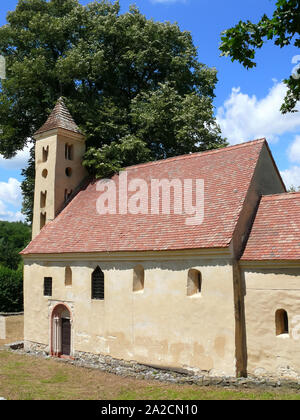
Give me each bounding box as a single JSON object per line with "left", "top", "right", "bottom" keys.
{"left": 0, "top": 221, "right": 31, "bottom": 270}
{"left": 287, "top": 185, "right": 300, "bottom": 192}
{"left": 0, "top": 266, "right": 23, "bottom": 312}
{"left": 219, "top": 0, "right": 300, "bottom": 113}
{"left": 0, "top": 0, "right": 226, "bottom": 222}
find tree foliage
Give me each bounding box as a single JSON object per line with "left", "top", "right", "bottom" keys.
{"left": 0, "top": 0, "right": 226, "bottom": 222}
{"left": 0, "top": 221, "right": 31, "bottom": 270}
{"left": 0, "top": 266, "right": 23, "bottom": 312}
{"left": 287, "top": 185, "right": 300, "bottom": 192}
{"left": 219, "top": 0, "right": 300, "bottom": 113}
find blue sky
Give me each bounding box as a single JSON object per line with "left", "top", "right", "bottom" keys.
{"left": 0, "top": 0, "right": 300, "bottom": 221}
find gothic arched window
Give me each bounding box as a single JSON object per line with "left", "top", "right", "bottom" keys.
{"left": 91, "top": 266, "right": 104, "bottom": 300}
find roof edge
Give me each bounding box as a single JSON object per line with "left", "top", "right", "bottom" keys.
{"left": 240, "top": 258, "right": 300, "bottom": 266}
{"left": 262, "top": 191, "right": 300, "bottom": 201}
{"left": 262, "top": 140, "right": 287, "bottom": 193}
{"left": 21, "top": 247, "right": 232, "bottom": 259}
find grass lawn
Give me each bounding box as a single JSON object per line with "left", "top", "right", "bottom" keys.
{"left": 0, "top": 349, "right": 300, "bottom": 400}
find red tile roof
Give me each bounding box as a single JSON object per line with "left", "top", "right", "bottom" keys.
{"left": 34, "top": 97, "right": 82, "bottom": 136}
{"left": 242, "top": 192, "right": 300, "bottom": 261}
{"left": 22, "top": 139, "right": 266, "bottom": 255}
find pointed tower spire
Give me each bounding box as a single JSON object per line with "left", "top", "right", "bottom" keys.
{"left": 32, "top": 98, "right": 86, "bottom": 239}
{"left": 34, "top": 97, "right": 82, "bottom": 136}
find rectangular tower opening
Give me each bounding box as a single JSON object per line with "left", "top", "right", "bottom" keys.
{"left": 40, "top": 191, "right": 47, "bottom": 208}
{"left": 42, "top": 145, "right": 49, "bottom": 162}
{"left": 40, "top": 212, "right": 46, "bottom": 229}
{"left": 65, "top": 144, "right": 73, "bottom": 160}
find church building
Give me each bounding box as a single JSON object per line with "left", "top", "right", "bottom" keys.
{"left": 21, "top": 98, "right": 300, "bottom": 379}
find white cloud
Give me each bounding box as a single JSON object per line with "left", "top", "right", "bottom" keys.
{"left": 217, "top": 82, "right": 300, "bottom": 145}
{"left": 0, "top": 177, "right": 25, "bottom": 222}
{"left": 0, "top": 177, "right": 22, "bottom": 205}
{"left": 288, "top": 135, "right": 300, "bottom": 164}
{"left": 0, "top": 143, "right": 31, "bottom": 221}
{"left": 0, "top": 200, "right": 25, "bottom": 222}
{"left": 0, "top": 144, "right": 31, "bottom": 171}
{"left": 280, "top": 166, "right": 300, "bottom": 189}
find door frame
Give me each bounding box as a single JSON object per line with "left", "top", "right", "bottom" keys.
{"left": 50, "top": 303, "right": 73, "bottom": 358}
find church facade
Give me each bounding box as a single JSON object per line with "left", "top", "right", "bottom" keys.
{"left": 21, "top": 98, "right": 300, "bottom": 379}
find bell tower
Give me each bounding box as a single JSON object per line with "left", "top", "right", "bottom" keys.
{"left": 32, "top": 98, "right": 87, "bottom": 239}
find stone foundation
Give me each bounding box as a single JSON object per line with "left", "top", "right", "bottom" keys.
{"left": 24, "top": 340, "right": 49, "bottom": 354}
{"left": 18, "top": 343, "right": 300, "bottom": 390}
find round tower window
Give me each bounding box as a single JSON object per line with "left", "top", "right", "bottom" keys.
{"left": 42, "top": 169, "right": 48, "bottom": 178}
{"left": 65, "top": 167, "right": 72, "bottom": 177}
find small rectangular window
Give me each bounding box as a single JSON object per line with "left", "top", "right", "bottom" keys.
{"left": 44, "top": 277, "right": 52, "bottom": 296}
{"left": 133, "top": 265, "right": 144, "bottom": 292}
{"left": 187, "top": 269, "right": 202, "bottom": 296}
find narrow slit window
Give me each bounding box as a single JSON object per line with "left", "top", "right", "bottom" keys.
{"left": 276, "top": 309, "right": 289, "bottom": 336}
{"left": 91, "top": 266, "right": 104, "bottom": 300}
{"left": 65, "top": 266, "right": 72, "bottom": 287}
{"left": 40, "top": 191, "right": 47, "bottom": 208}
{"left": 65, "top": 144, "right": 73, "bottom": 160}
{"left": 42, "top": 145, "right": 49, "bottom": 162}
{"left": 64, "top": 189, "right": 73, "bottom": 202}
{"left": 44, "top": 277, "right": 52, "bottom": 296}
{"left": 65, "top": 167, "right": 72, "bottom": 177}
{"left": 133, "top": 265, "right": 144, "bottom": 292}
{"left": 187, "top": 269, "right": 202, "bottom": 296}
{"left": 40, "top": 212, "right": 46, "bottom": 229}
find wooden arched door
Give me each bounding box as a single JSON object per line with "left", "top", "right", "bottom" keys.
{"left": 61, "top": 313, "right": 71, "bottom": 356}
{"left": 51, "top": 304, "right": 72, "bottom": 357}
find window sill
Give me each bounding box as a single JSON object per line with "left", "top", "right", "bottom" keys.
{"left": 276, "top": 333, "right": 290, "bottom": 339}
{"left": 187, "top": 293, "right": 202, "bottom": 299}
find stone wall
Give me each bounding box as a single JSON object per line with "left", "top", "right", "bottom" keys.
{"left": 0, "top": 313, "right": 24, "bottom": 342}
{"left": 23, "top": 253, "right": 237, "bottom": 377}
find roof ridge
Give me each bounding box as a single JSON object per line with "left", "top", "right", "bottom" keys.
{"left": 125, "top": 138, "right": 266, "bottom": 171}
{"left": 262, "top": 191, "right": 300, "bottom": 201}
